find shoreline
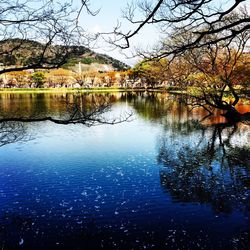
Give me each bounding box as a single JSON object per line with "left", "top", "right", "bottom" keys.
{"left": 0, "top": 87, "right": 169, "bottom": 94}
{"left": 0, "top": 88, "right": 248, "bottom": 102}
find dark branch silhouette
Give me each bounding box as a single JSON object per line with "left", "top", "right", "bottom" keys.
{"left": 0, "top": 94, "right": 133, "bottom": 127}
{"left": 109, "top": 0, "right": 249, "bottom": 57}
{"left": 0, "top": 0, "right": 97, "bottom": 74}
{"left": 182, "top": 33, "right": 250, "bottom": 122}
{"left": 157, "top": 121, "right": 250, "bottom": 214}
{"left": 0, "top": 93, "right": 133, "bottom": 147}
{"left": 0, "top": 121, "right": 29, "bottom": 147}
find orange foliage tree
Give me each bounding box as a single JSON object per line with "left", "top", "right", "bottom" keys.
{"left": 46, "top": 69, "right": 73, "bottom": 87}
{"left": 5, "top": 71, "right": 30, "bottom": 88}
{"left": 178, "top": 34, "right": 250, "bottom": 121}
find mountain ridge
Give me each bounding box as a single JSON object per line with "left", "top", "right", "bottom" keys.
{"left": 0, "top": 39, "right": 130, "bottom": 72}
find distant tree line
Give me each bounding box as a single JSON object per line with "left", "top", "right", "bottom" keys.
{"left": 0, "top": 68, "right": 146, "bottom": 89}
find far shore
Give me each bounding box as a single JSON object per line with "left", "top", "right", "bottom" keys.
{"left": 0, "top": 87, "right": 171, "bottom": 94}
{"left": 0, "top": 88, "right": 248, "bottom": 102}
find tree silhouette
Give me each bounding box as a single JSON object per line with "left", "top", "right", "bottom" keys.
{"left": 157, "top": 121, "right": 250, "bottom": 214}
{"left": 169, "top": 33, "right": 250, "bottom": 122}
{"left": 0, "top": 0, "right": 97, "bottom": 74}
{"left": 111, "top": 0, "right": 249, "bottom": 56}
{"left": 109, "top": 1, "right": 250, "bottom": 122}
{"left": 0, "top": 93, "right": 132, "bottom": 148}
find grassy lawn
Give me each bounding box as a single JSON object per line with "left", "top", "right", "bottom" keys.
{"left": 0, "top": 87, "right": 147, "bottom": 94}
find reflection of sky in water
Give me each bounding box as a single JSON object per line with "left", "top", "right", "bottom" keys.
{"left": 0, "top": 95, "right": 249, "bottom": 250}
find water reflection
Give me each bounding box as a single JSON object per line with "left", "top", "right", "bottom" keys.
{"left": 0, "top": 92, "right": 132, "bottom": 132}
{"left": 0, "top": 92, "right": 249, "bottom": 249}
{"left": 157, "top": 122, "right": 250, "bottom": 214}
{"left": 124, "top": 92, "right": 250, "bottom": 214}
{"left": 0, "top": 121, "right": 29, "bottom": 147}
{"left": 0, "top": 93, "right": 121, "bottom": 147}
{"left": 0, "top": 92, "right": 119, "bottom": 116}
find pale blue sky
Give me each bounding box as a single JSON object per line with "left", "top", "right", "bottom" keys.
{"left": 77, "top": 0, "right": 250, "bottom": 66}
{"left": 78, "top": 0, "right": 161, "bottom": 66}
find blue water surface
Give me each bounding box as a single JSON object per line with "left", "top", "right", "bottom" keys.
{"left": 0, "top": 92, "right": 249, "bottom": 250}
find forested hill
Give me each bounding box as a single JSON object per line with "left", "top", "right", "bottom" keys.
{"left": 0, "top": 39, "right": 130, "bottom": 71}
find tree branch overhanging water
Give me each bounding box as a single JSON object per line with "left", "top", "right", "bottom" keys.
{"left": 0, "top": 98, "right": 133, "bottom": 126}
{"left": 0, "top": 94, "right": 134, "bottom": 147}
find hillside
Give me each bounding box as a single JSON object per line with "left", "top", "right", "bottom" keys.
{"left": 0, "top": 39, "right": 130, "bottom": 71}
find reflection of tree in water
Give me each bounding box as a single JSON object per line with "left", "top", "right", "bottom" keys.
{"left": 0, "top": 92, "right": 249, "bottom": 249}
{"left": 122, "top": 91, "right": 250, "bottom": 214}
{"left": 0, "top": 93, "right": 134, "bottom": 150}
{"left": 121, "top": 91, "right": 220, "bottom": 126}
{"left": 0, "top": 93, "right": 126, "bottom": 124}
{"left": 0, "top": 121, "right": 29, "bottom": 147}
{"left": 0, "top": 93, "right": 132, "bottom": 147}
{"left": 119, "top": 92, "right": 250, "bottom": 214}
{"left": 122, "top": 91, "right": 175, "bottom": 121}
{"left": 158, "top": 122, "right": 250, "bottom": 214}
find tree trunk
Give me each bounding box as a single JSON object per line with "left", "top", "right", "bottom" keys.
{"left": 221, "top": 106, "right": 250, "bottom": 123}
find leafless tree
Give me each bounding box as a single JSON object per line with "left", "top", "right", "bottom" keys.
{"left": 0, "top": 1, "right": 135, "bottom": 128}
{"left": 174, "top": 31, "right": 250, "bottom": 122}
{"left": 112, "top": 1, "right": 250, "bottom": 122}
{"left": 0, "top": 94, "right": 133, "bottom": 127}
{"left": 0, "top": 0, "right": 98, "bottom": 74}
{"left": 0, "top": 121, "right": 29, "bottom": 147}
{"left": 158, "top": 121, "right": 250, "bottom": 217}
{"left": 110, "top": 0, "right": 249, "bottom": 57}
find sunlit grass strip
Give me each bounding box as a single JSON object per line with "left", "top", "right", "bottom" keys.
{"left": 0, "top": 87, "right": 149, "bottom": 94}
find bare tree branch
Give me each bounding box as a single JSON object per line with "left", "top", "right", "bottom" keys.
{"left": 109, "top": 0, "right": 250, "bottom": 56}
{"left": 0, "top": 0, "right": 97, "bottom": 74}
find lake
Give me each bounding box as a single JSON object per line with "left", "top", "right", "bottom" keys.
{"left": 0, "top": 92, "right": 249, "bottom": 250}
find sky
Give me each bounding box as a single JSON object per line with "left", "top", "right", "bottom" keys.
{"left": 78, "top": 0, "right": 161, "bottom": 66}
{"left": 77, "top": 0, "right": 250, "bottom": 66}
